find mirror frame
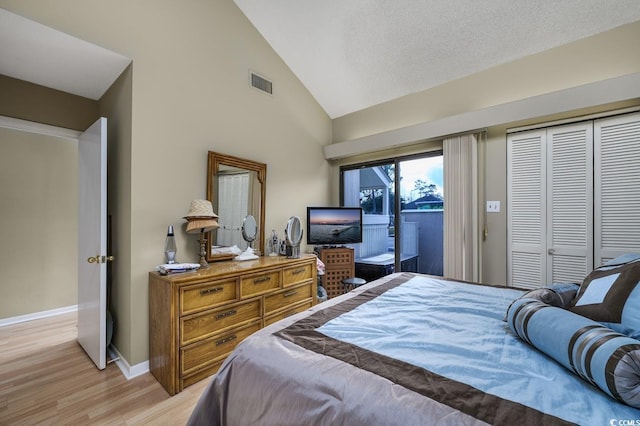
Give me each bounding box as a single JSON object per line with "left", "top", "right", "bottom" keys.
{"left": 206, "top": 151, "right": 266, "bottom": 262}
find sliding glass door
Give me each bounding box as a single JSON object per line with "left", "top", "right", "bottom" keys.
{"left": 397, "top": 155, "right": 444, "bottom": 277}
{"left": 340, "top": 152, "right": 443, "bottom": 281}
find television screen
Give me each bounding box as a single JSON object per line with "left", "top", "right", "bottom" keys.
{"left": 306, "top": 207, "right": 363, "bottom": 246}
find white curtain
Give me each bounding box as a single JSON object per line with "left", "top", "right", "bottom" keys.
{"left": 443, "top": 133, "right": 479, "bottom": 281}
{"left": 217, "top": 172, "right": 250, "bottom": 248}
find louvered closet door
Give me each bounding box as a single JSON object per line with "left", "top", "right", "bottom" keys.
{"left": 595, "top": 112, "right": 640, "bottom": 265}
{"left": 508, "top": 129, "right": 546, "bottom": 289}
{"left": 546, "top": 123, "right": 593, "bottom": 284}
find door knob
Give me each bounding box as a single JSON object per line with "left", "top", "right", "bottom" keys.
{"left": 548, "top": 248, "right": 555, "bottom": 255}
{"left": 87, "top": 255, "right": 115, "bottom": 264}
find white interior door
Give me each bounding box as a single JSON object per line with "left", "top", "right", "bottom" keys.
{"left": 546, "top": 122, "right": 593, "bottom": 284}
{"left": 509, "top": 124, "right": 593, "bottom": 288}
{"left": 77, "top": 117, "right": 108, "bottom": 370}
{"left": 508, "top": 129, "right": 547, "bottom": 288}
{"left": 595, "top": 112, "right": 640, "bottom": 265}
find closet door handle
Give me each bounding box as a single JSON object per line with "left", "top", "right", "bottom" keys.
{"left": 548, "top": 248, "right": 555, "bottom": 255}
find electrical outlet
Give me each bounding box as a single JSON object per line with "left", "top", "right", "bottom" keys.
{"left": 486, "top": 201, "right": 501, "bottom": 213}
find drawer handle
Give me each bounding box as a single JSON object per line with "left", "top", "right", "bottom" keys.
{"left": 283, "top": 290, "right": 298, "bottom": 298}
{"left": 291, "top": 268, "right": 306, "bottom": 275}
{"left": 215, "top": 335, "right": 237, "bottom": 346}
{"left": 253, "top": 276, "right": 272, "bottom": 285}
{"left": 200, "top": 287, "right": 224, "bottom": 296}
{"left": 215, "top": 309, "right": 237, "bottom": 320}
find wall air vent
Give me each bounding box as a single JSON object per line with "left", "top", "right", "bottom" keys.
{"left": 250, "top": 71, "right": 273, "bottom": 95}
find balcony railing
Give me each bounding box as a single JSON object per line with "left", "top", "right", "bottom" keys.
{"left": 350, "top": 211, "right": 443, "bottom": 276}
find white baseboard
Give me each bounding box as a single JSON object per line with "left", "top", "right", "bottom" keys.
{"left": 108, "top": 344, "right": 150, "bottom": 380}
{"left": 0, "top": 304, "right": 77, "bottom": 327}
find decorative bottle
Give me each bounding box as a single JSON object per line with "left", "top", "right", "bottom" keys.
{"left": 269, "top": 229, "right": 279, "bottom": 256}
{"left": 164, "top": 225, "right": 177, "bottom": 264}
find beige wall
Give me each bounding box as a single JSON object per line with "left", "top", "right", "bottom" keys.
{"left": 99, "top": 66, "right": 133, "bottom": 358}
{"left": 331, "top": 21, "right": 640, "bottom": 286}
{"left": 0, "top": 74, "right": 99, "bottom": 130}
{"left": 0, "top": 0, "right": 332, "bottom": 365}
{"left": 332, "top": 22, "right": 640, "bottom": 143}
{"left": 0, "top": 127, "right": 78, "bottom": 317}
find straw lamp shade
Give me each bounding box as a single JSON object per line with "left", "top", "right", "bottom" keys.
{"left": 186, "top": 218, "right": 219, "bottom": 233}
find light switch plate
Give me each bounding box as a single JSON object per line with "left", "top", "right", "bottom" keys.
{"left": 486, "top": 201, "right": 500, "bottom": 213}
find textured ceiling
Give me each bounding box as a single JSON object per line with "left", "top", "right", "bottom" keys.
{"left": 234, "top": 0, "right": 640, "bottom": 118}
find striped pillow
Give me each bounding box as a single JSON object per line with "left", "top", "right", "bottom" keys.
{"left": 503, "top": 282, "right": 579, "bottom": 322}
{"left": 507, "top": 298, "right": 640, "bottom": 408}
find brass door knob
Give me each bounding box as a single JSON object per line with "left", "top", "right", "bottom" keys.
{"left": 87, "top": 255, "right": 115, "bottom": 264}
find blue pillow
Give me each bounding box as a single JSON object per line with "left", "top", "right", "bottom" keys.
{"left": 507, "top": 298, "right": 640, "bottom": 408}
{"left": 569, "top": 257, "right": 640, "bottom": 339}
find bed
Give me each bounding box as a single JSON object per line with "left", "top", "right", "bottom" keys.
{"left": 188, "top": 263, "right": 640, "bottom": 425}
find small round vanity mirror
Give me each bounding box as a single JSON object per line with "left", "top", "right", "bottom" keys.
{"left": 285, "top": 216, "right": 303, "bottom": 258}
{"left": 241, "top": 215, "right": 258, "bottom": 247}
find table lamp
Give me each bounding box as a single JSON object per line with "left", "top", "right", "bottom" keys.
{"left": 184, "top": 199, "right": 219, "bottom": 268}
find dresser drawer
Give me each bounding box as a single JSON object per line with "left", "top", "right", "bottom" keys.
{"left": 264, "top": 282, "right": 313, "bottom": 315}
{"left": 240, "top": 270, "right": 280, "bottom": 298}
{"left": 180, "top": 278, "right": 237, "bottom": 316}
{"left": 180, "top": 359, "right": 224, "bottom": 391}
{"left": 181, "top": 322, "right": 260, "bottom": 376}
{"left": 264, "top": 300, "right": 313, "bottom": 327}
{"left": 181, "top": 299, "right": 261, "bottom": 345}
{"left": 283, "top": 263, "right": 314, "bottom": 287}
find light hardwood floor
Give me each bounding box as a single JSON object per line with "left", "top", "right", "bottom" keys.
{"left": 0, "top": 311, "right": 208, "bottom": 425}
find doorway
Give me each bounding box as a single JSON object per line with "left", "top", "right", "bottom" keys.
{"left": 0, "top": 118, "right": 80, "bottom": 322}
{"left": 0, "top": 116, "right": 109, "bottom": 370}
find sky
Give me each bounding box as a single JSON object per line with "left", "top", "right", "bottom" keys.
{"left": 309, "top": 208, "right": 360, "bottom": 224}
{"left": 399, "top": 156, "right": 443, "bottom": 201}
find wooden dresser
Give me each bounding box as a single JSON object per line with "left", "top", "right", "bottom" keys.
{"left": 149, "top": 254, "right": 317, "bottom": 395}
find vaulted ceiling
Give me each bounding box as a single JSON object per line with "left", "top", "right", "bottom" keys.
{"left": 2, "top": 3, "right": 640, "bottom": 119}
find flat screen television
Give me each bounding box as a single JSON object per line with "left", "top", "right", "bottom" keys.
{"left": 306, "top": 207, "right": 363, "bottom": 246}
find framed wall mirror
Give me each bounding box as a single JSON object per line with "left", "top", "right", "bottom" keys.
{"left": 206, "top": 151, "right": 266, "bottom": 261}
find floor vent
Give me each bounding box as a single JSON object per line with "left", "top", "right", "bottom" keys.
{"left": 250, "top": 72, "right": 273, "bottom": 95}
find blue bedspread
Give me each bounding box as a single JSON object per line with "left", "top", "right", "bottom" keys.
{"left": 317, "top": 275, "right": 640, "bottom": 424}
